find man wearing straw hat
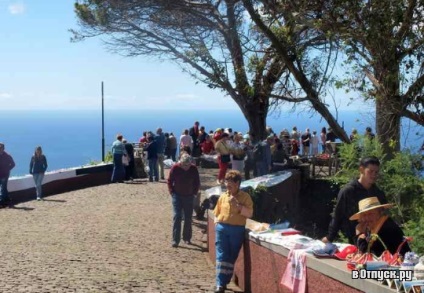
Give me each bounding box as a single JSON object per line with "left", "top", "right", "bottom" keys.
{"left": 350, "top": 197, "right": 410, "bottom": 256}
{"left": 322, "top": 156, "right": 389, "bottom": 244}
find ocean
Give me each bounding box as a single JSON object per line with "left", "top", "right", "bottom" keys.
{"left": 0, "top": 109, "right": 422, "bottom": 177}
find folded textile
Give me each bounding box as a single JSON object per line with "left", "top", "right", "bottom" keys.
{"left": 312, "top": 243, "right": 338, "bottom": 258}
{"left": 277, "top": 235, "right": 314, "bottom": 250}
{"left": 333, "top": 245, "right": 358, "bottom": 260}
{"left": 312, "top": 243, "right": 358, "bottom": 260}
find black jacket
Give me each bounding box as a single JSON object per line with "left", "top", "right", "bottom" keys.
{"left": 124, "top": 143, "right": 134, "bottom": 160}
{"left": 29, "top": 155, "right": 48, "bottom": 174}
{"left": 326, "top": 180, "right": 387, "bottom": 243}
{"left": 144, "top": 141, "right": 158, "bottom": 159}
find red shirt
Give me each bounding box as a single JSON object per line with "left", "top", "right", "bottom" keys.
{"left": 167, "top": 163, "right": 200, "bottom": 196}
{"left": 201, "top": 141, "right": 215, "bottom": 154}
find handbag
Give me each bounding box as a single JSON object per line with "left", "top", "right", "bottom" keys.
{"left": 346, "top": 250, "right": 378, "bottom": 270}
{"left": 122, "top": 154, "right": 129, "bottom": 166}
{"left": 379, "top": 236, "right": 412, "bottom": 266}
{"left": 346, "top": 235, "right": 380, "bottom": 270}
{"left": 221, "top": 154, "right": 231, "bottom": 163}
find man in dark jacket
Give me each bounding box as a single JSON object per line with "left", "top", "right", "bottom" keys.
{"left": 0, "top": 143, "right": 15, "bottom": 207}
{"left": 144, "top": 135, "right": 159, "bottom": 182}
{"left": 322, "top": 156, "right": 388, "bottom": 244}
{"left": 155, "top": 128, "right": 166, "bottom": 180}
{"left": 123, "top": 139, "right": 135, "bottom": 181}
{"left": 189, "top": 121, "right": 200, "bottom": 157}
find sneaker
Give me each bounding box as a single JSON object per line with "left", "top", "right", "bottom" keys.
{"left": 161, "top": 177, "right": 165, "bottom": 180}
{"left": 172, "top": 242, "right": 178, "bottom": 248}
{"left": 37, "top": 197, "right": 41, "bottom": 201}
{"left": 149, "top": 177, "right": 153, "bottom": 182}
{"left": 214, "top": 286, "right": 225, "bottom": 293}
{"left": 183, "top": 240, "right": 191, "bottom": 245}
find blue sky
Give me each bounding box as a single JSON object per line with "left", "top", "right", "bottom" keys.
{"left": 0, "top": 0, "right": 367, "bottom": 111}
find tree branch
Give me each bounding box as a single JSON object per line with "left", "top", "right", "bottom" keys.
{"left": 395, "top": 0, "right": 417, "bottom": 43}
{"left": 401, "top": 109, "right": 424, "bottom": 126}
{"left": 403, "top": 73, "right": 424, "bottom": 103}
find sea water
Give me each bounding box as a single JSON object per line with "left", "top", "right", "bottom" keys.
{"left": 0, "top": 109, "right": 422, "bottom": 176}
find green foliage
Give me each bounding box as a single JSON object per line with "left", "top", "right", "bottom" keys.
{"left": 87, "top": 151, "right": 113, "bottom": 165}
{"left": 104, "top": 151, "right": 113, "bottom": 163}
{"left": 333, "top": 137, "right": 424, "bottom": 253}
{"left": 246, "top": 185, "right": 288, "bottom": 224}
{"left": 332, "top": 135, "right": 385, "bottom": 185}
{"left": 246, "top": 185, "right": 267, "bottom": 221}
{"left": 403, "top": 207, "right": 424, "bottom": 255}
{"left": 337, "top": 231, "right": 349, "bottom": 244}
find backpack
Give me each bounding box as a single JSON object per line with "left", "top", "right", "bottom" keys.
{"left": 253, "top": 143, "right": 264, "bottom": 162}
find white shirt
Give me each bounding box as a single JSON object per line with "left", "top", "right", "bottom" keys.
{"left": 311, "top": 135, "right": 319, "bottom": 148}
{"left": 179, "top": 134, "right": 193, "bottom": 149}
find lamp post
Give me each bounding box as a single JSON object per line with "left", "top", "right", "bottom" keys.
{"left": 101, "top": 81, "right": 105, "bottom": 162}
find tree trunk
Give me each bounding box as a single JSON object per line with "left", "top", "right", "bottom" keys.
{"left": 375, "top": 61, "right": 402, "bottom": 159}
{"left": 237, "top": 96, "right": 268, "bottom": 143}
{"left": 245, "top": 109, "right": 267, "bottom": 143}
{"left": 312, "top": 100, "right": 350, "bottom": 143}
{"left": 376, "top": 98, "right": 401, "bottom": 158}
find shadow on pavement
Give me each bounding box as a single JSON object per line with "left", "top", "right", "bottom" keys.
{"left": 124, "top": 181, "right": 145, "bottom": 185}
{"left": 176, "top": 244, "right": 205, "bottom": 252}
{"left": 7, "top": 206, "right": 35, "bottom": 211}
{"left": 43, "top": 199, "right": 67, "bottom": 203}
{"left": 193, "top": 220, "right": 207, "bottom": 231}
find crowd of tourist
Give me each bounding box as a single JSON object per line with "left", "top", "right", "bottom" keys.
{"left": 114, "top": 121, "right": 377, "bottom": 186}
{"left": 0, "top": 122, "right": 380, "bottom": 207}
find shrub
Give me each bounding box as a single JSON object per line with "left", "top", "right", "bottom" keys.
{"left": 333, "top": 135, "right": 424, "bottom": 254}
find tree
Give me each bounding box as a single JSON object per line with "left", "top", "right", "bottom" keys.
{"left": 263, "top": 0, "right": 424, "bottom": 156}
{"left": 241, "top": 0, "right": 351, "bottom": 141}
{"left": 72, "top": 0, "right": 349, "bottom": 142}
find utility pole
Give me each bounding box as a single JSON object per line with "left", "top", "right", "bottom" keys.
{"left": 101, "top": 81, "right": 105, "bottom": 161}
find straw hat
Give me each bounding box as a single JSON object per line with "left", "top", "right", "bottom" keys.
{"left": 349, "top": 197, "right": 393, "bottom": 220}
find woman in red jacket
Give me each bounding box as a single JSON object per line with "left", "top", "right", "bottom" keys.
{"left": 200, "top": 135, "right": 215, "bottom": 154}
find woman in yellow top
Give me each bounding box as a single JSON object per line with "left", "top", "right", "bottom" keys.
{"left": 213, "top": 170, "right": 253, "bottom": 293}
{"left": 214, "top": 133, "right": 231, "bottom": 185}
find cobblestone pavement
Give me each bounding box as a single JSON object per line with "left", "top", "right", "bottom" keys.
{"left": 0, "top": 169, "right": 237, "bottom": 293}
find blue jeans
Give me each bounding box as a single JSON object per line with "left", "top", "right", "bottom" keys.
{"left": 148, "top": 158, "right": 159, "bottom": 180}
{"left": 215, "top": 223, "right": 245, "bottom": 287}
{"left": 111, "top": 153, "right": 125, "bottom": 182}
{"left": 172, "top": 193, "right": 194, "bottom": 245}
{"left": 171, "top": 149, "right": 177, "bottom": 162}
{"left": 33, "top": 173, "right": 45, "bottom": 198}
{"left": 0, "top": 177, "right": 10, "bottom": 203}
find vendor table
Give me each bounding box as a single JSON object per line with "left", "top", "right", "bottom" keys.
{"left": 207, "top": 214, "right": 397, "bottom": 293}
{"left": 311, "top": 156, "right": 339, "bottom": 177}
